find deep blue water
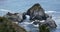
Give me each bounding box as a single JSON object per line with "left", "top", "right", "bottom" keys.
{"left": 0, "top": 0, "right": 60, "bottom": 32}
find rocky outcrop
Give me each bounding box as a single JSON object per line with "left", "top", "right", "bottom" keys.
{"left": 26, "top": 3, "right": 47, "bottom": 20}
{"left": 26, "top": 3, "right": 57, "bottom": 28}
{"left": 32, "top": 15, "right": 57, "bottom": 28}
{"left": 4, "top": 12, "right": 23, "bottom": 22}
{"left": 45, "top": 16, "right": 57, "bottom": 28}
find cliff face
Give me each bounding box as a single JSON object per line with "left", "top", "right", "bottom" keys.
{"left": 0, "top": 17, "right": 26, "bottom": 32}
{"left": 26, "top": 3, "right": 46, "bottom": 20}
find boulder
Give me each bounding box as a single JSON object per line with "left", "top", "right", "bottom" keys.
{"left": 26, "top": 3, "right": 47, "bottom": 20}
{"left": 4, "top": 12, "right": 23, "bottom": 22}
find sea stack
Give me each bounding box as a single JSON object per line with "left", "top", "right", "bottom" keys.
{"left": 26, "top": 3, "right": 46, "bottom": 20}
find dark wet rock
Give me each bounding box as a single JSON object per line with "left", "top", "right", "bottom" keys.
{"left": 6, "top": 12, "right": 19, "bottom": 16}
{"left": 32, "top": 16, "right": 57, "bottom": 28}
{"left": 22, "top": 12, "right": 26, "bottom": 20}
{"left": 33, "top": 21, "right": 40, "bottom": 25}
{"left": 26, "top": 3, "right": 47, "bottom": 20}
{"left": 39, "top": 16, "right": 57, "bottom": 28}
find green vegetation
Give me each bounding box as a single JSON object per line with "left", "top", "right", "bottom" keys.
{"left": 0, "top": 17, "right": 26, "bottom": 32}
{"left": 39, "top": 24, "right": 50, "bottom": 32}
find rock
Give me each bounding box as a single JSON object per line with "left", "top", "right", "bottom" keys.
{"left": 22, "top": 12, "right": 26, "bottom": 20}
{"left": 33, "top": 21, "right": 40, "bottom": 25}
{"left": 26, "top": 3, "right": 47, "bottom": 20}
{"left": 26, "top": 3, "right": 57, "bottom": 28}
{"left": 4, "top": 12, "right": 23, "bottom": 22}
{"left": 45, "top": 13, "right": 49, "bottom": 18}
{"left": 45, "top": 16, "right": 57, "bottom": 28}
{"left": 32, "top": 17, "right": 57, "bottom": 28}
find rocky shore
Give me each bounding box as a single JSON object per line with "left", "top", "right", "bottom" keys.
{"left": 3, "top": 3, "right": 57, "bottom": 32}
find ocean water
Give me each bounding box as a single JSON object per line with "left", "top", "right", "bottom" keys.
{"left": 0, "top": 0, "right": 60, "bottom": 16}
{"left": 18, "top": 12, "right": 60, "bottom": 32}
{"left": 19, "top": 15, "right": 39, "bottom": 32}
{"left": 51, "top": 13, "right": 60, "bottom": 32}
{"left": 0, "top": 0, "right": 60, "bottom": 32}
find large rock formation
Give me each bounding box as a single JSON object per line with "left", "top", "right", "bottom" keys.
{"left": 26, "top": 3, "right": 47, "bottom": 20}
{"left": 26, "top": 3, "right": 57, "bottom": 28}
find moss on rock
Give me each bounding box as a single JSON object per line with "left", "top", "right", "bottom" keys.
{"left": 39, "top": 24, "right": 50, "bottom": 32}
{"left": 0, "top": 17, "right": 26, "bottom": 32}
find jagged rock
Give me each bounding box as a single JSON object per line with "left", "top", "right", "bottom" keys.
{"left": 45, "top": 17, "right": 57, "bottom": 28}
{"left": 4, "top": 12, "right": 23, "bottom": 22}
{"left": 26, "top": 3, "right": 57, "bottom": 28}
{"left": 32, "top": 16, "right": 57, "bottom": 28}
{"left": 26, "top": 3, "right": 47, "bottom": 20}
